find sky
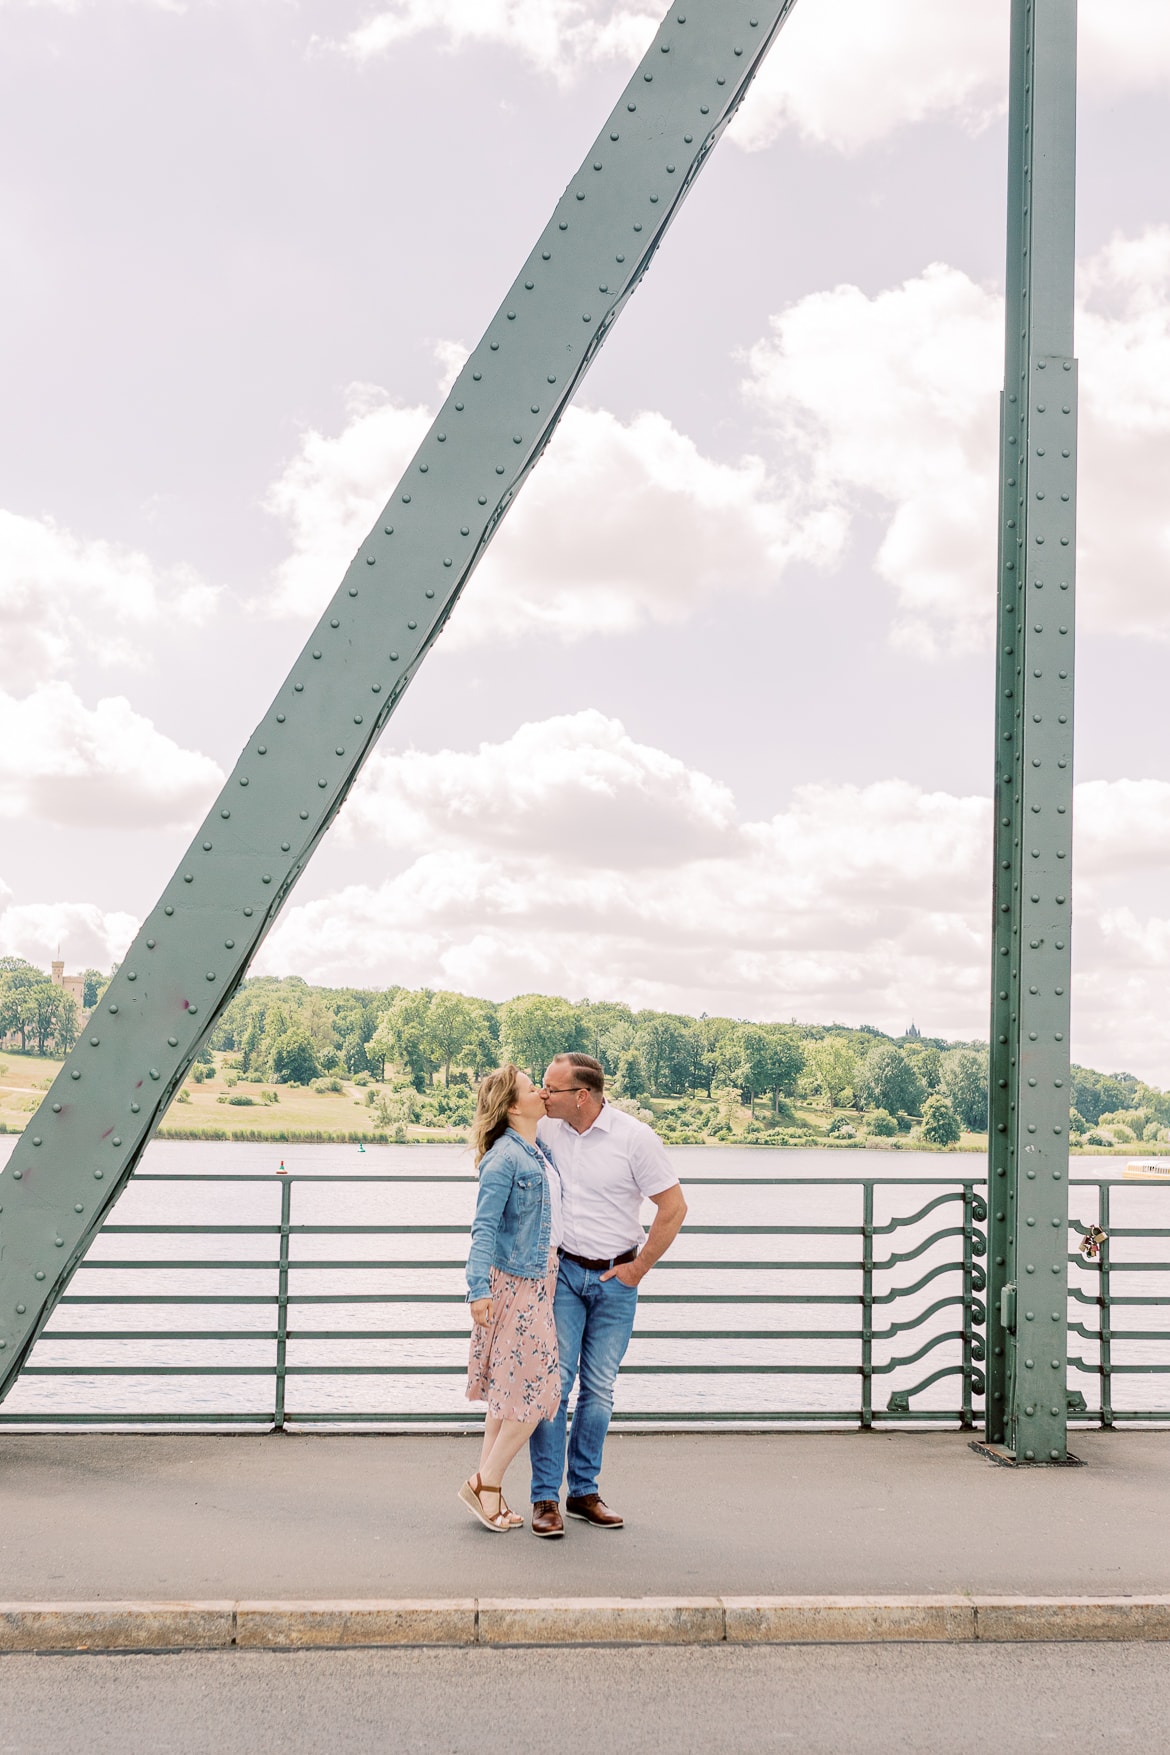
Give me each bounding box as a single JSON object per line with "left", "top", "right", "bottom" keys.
{"left": 2, "top": 0, "right": 1170, "bottom": 1079}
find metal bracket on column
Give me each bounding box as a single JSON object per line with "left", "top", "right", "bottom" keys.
{"left": 985, "top": 0, "right": 1078, "bottom": 1462}
{"left": 0, "top": 0, "right": 803, "bottom": 1404}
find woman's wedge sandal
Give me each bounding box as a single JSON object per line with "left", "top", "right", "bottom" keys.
{"left": 498, "top": 1492, "right": 524, "bottom": 1529}
{"left": 458, "top": 1473, "right": 514, "bottom": 1532}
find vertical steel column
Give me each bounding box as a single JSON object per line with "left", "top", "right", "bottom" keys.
{"left": 986, "top": 0, "right": 1078, "bottom": 1461}
{"left": 861, "top": 1183, "right": 874, "bottom": 1429}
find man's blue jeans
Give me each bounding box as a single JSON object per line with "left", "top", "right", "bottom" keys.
{"left": 529, "top": 1255, "right": 638, "bottom": 1502}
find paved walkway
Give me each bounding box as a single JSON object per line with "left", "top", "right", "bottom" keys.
{"left": 1, "top": 1430, "right": 1166, "bottom": 1603}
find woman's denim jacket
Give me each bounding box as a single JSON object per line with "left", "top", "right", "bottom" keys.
{"left": 465, "top": 1129, "right": 555, "bottom": 1303}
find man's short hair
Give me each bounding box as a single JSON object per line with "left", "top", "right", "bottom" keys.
{"left": 553, "top": 1051, "right": 605, "bottom": 1097}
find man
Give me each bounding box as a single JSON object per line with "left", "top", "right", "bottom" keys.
{"left": 529, "top": 1051, "right": 687, "bottom": 1537}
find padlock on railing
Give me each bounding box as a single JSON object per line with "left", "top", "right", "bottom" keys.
{"left": 1079, "top": 1225, "right": 1108, "bottom": 1260}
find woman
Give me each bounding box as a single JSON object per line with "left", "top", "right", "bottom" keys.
{"left": 460, "top": 1063, "right": 562, "bottom": 1533}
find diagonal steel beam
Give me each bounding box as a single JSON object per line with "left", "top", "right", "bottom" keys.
{"left": 0, "top": 0, "right": 802, "bottom": 1402}
{"left": 985, "top": 0, "right": 1079, "bottom": 1461}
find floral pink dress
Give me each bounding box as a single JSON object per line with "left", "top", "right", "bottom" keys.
{"left": 466, "top": 1248, "right": 561, "bottom": 1423}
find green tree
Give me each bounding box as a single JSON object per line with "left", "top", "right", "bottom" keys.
{"left": 271, "top": 1025, "right": 320, "bottom": 1084}
{"left": 499, "top": 994, "right": 581, "bottom": 1081}
{"left": 25, "top": 981, "right": 66, "bottom": 1055}
{"left": 80, "top": 968, "right": 105, "bottom": 1008}
{"left": 423, "top": 991, "right": 476, "bottom": 1085}
{"left": 54, "top": 991, "right": 79, "bottom": 1053}
{"left": 921, "top": 1093, "right": 961, "bottom": 1147}
{"left": 805, "top": 1037, "right": 858, "bottom": 1108}
{"left": 939, "top": 1050, "right": 987, "bottom": 1132}
{"left": 0, "top": 960, "right": 44, "bottom": 1050}
{"left": 367, "top": 989, "right": 435, "bottom": 1088}
{"left": 856, "top": 1045, "right": 924, "bottom": 1118}
{"left": 614, "top": 1048, "right": 647, "bottom": 1098}
{"left": 635, "top": 1013, "right": 696, "bottom": 1095}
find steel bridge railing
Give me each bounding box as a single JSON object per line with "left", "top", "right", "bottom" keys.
{"left": 0, "top": 1173, "right": 1164, "bottom": 1430}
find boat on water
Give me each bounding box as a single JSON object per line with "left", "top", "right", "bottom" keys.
{"left": 1124, "top": 1160, "right": 1170, "bottom": 1181}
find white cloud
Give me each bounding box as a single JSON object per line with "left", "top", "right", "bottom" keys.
{"left": 329, "top": 0, "right": 658, "bottom": 86}
{"left": 743, "top": 229, "right": 1170, "bottom": 653}
{"left": 263, "top": 385, "right": 843, "bottom": 636}
{"left": 328, "top": 0, "right": 1170, "bottom": 152}
{"left": 257, "top": 711, "right": 1170, "bottom": 1080}
{"left": 0, "top": 879, "right": 137, "bottom": 976}
{"left": 0, "top": 682, "right": 223, "bottom": 829}
{"left": 0, "top": 508, "right": 217, "bottom": 689}
{"left": 262, "top": 385, "right": 432, "bottom": 620}
{"left": 343, "top": 709, "right": 740, "bottom": 864}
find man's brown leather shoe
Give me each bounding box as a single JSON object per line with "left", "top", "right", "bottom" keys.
{"left": 565, "top": 1493, "right": 624, "bottom": 1528}
{"left": 531, "top": 1500, "right": 564, "bottom": 1538}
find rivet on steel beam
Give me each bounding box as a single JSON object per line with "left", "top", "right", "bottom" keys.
{"left": 330, "top": 619, "right": 339, "bottom": 629}
{"left": 202, "top": 841, "right": 212, "bottom": 851}
{"left": 32, "top": 1137, "right": 41, "bottom": 1146}
{"left": 109, "top": 1003, "right": 119, "bottom": 1014}
{"left": 371, "top": 684, "right": 382, "bottom": 693}
{"left": 51, "top": 1102, "right": 61, "bottom": 1112}
{"left": 12, "top": 1170, "right": 21, "bottom": 1180}
{"left": 317, "top": 779, "right": 328, "bottom": 789}
{"left": 633, "top": 224, "right": 643, "bottom": 233}
{"left": 349, "top": 587, "right": 359, "bottom": 597}
{"left": 700, "top": 104, "right": 710, "bottom": 114}
{"left": 261, "top": 874, "right": 272, "bottom": 884}
{"left": 93, "top": 1170, "right": 103, "bottom": 1180}
{"left": 71, "top": 1071, "right": 80, "bottom": 1081}
{"left": 335, "top": 746, "right": 345, "bottom": 757}
{"left": 299, "top": 811, "right": 309, "bottom": 820}
{"left": 34, "top": 1271, "right": 45, "bottom": 1281}
{"left": 131, "top": 1101, "right": 141, "bottom": 1112}
{"left": 716, "top": 76, "right": 726, "bottom": 85}
{"left": 89, "top": 1037, "right": 99, "bottom": 1047}
{"left": 425, "top": 590, "right": 435, "bottom": 599}
{"left": 390, "top": 651, "right": 399, "bottom": 661}
{"left": 281, "top": 841, "right": 290, "bottom": 852}
{"left": 244, "top": 906, "right": 254, "bottom": 917}
{"left": 206, "top": 972, "right": 216, "bottom": 982}
{"left": 111, "top": 1136, "right": 121, "bottom": 1148}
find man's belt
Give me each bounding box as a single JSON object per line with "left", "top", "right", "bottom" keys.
{"left": 557, "top": 1245, "right": 638, "bottom": 1273}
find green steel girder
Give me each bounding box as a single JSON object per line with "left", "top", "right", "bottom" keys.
{"left": 985, "top": 0, "right": 1079, "bottom": 1461}
{"left": 0, "top": 0, "right": 803, "bottom": 1403}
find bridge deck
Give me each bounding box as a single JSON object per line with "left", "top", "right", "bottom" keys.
{"left": 1, "top": 1430, "right": 1166, "bottom": 1604}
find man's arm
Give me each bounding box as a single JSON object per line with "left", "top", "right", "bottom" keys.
{"left": 602, "top": 1184, "right": 687, "bottom": 1287}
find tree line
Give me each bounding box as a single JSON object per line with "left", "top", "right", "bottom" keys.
{"left": 5, "top": 960, "right": 1167, "bottom": 1142}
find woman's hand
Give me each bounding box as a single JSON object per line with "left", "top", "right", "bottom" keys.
{"left": 470, "top": 1298, "right": 493, "bottom": 1328}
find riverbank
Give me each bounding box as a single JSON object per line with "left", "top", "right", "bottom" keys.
{"left": 0, "top": 1048, "right": 1148, "bottom": 1154}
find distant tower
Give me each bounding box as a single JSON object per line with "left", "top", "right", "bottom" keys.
{"left": 905, "top": 1022, "right": 921, "bottom": 1040}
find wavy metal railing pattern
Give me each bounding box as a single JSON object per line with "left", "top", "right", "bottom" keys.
{"left": 0, "top": 1174, "right": 1163, "bottom": 1430}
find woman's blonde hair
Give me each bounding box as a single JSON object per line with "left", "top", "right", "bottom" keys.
{"left": 472, "top": 1063, "right": 524, "bottom": 1165}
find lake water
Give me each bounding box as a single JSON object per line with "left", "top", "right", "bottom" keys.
{"left": 1, "top": 1139, "right": 1166, "bottom": 1427}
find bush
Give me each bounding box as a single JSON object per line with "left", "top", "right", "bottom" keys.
{"left": 177, "top": 1088, "right": 190, "bottom": 1103}
{"left": 867, "top": 1109, "right": 898, "bottom": 1137}
{"left": 826, "top": 1114, "right": 856, "bottom": 1137}
{"left": 921, "top": 1094, "right": 961, "bottom": 1147}
{"left": 311, "top": 1077, "right": 344, "bottom": 1094}
{"left": 1110, "top": 1124, "right": 1136, "bottom": 1144}
{"left": 1069, "top": 1108, "right": 1087, "bottom": 1135}
{"left": 261, "top": 1089, "right": 279, "bottom": 1104}
{"left": 1084, "top": 1131, "right": 1108, "bottom": 1147}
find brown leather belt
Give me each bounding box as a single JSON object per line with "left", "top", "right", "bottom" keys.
{"left": 557, "top": 1245, "right": 638, "bottom": 1273}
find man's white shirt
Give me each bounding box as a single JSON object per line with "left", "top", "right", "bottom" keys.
{"left": 537, "top": 1103, "right": 679, "bottom": 1258}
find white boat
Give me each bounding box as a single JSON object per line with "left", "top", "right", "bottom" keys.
{"left": 1123, "top": 1159, "right": 1170, "bottom": 1181}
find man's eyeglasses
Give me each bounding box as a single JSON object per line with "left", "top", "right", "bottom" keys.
{"left": 542, "top": 1084, "right": 583, "bottom": 1096}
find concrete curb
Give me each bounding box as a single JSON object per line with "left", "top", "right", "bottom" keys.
{"left": 3, "top": 1596, "right": 1170, "bottom": 1652}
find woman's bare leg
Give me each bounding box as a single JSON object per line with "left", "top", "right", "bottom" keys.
{"left": 479, "top": 1415, "right": 537, "bottom": 1491}
{"left": 479, "top": 1414, "right": 502, "bottom": 1476}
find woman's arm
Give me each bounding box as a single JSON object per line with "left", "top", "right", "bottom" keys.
{"left": 465, "top": 1148, "right": 514, "bottom": 1304}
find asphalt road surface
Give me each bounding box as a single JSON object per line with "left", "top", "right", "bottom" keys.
{"left": 1, "top": 1643, "right": 1168, "bottom": 1755}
